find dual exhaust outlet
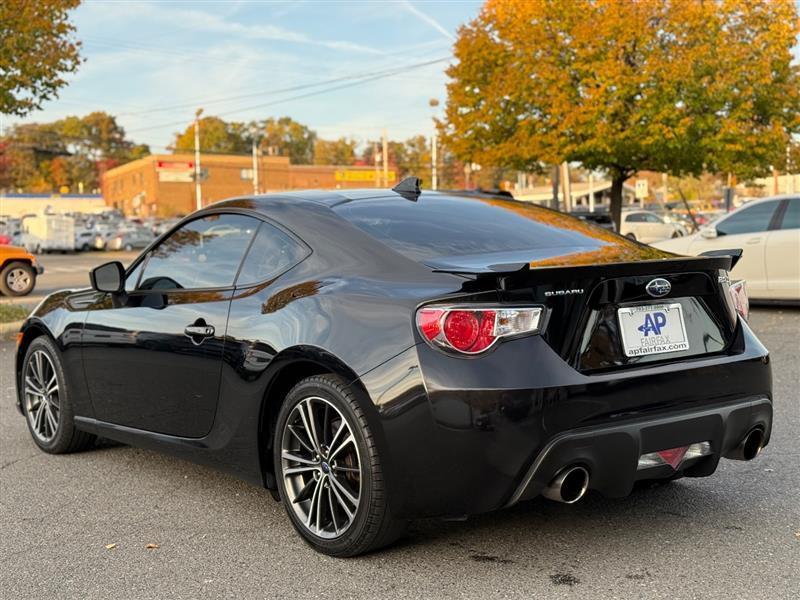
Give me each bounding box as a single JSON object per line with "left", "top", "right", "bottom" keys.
{"left": 542, "top": 429, "right": 764, "bottom": 504}
{"left": 542, "top": 465, "right": 590, "bottom": 504}
{"left": 728, "top": 427, "right": 765, "bottom": 462}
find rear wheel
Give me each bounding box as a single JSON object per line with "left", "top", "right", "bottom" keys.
{"left": 21, "top": 337, "right": 95, "bottom": 453}
{"left": 625, "top": 232, "right": 637, "bottom": 241}
{"left": 0, "top": 261, "right": 35, "bottom": 296}
{"left": 274, "top": 374, "right": 404, "bottom": 557}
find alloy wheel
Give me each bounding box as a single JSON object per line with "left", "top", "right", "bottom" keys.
{"left": 7, "top": 268, "right": 31, "bottom": 293}
{"left": 280, "top": 396, "right": 362, "bottom": 539}
{"left": 24, "top": 350, "right": 60, "bottom": 442}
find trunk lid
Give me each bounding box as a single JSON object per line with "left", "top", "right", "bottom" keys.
{"left": 429, "top": 253, "right": 739, "bottom": 373}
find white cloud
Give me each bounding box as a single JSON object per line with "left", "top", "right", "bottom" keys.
{"left": 400, "top": 1, "right": 456, "bottom": 41}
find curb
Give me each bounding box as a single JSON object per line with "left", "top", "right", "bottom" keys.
{"left": 0, "top": 320, "right": 24, "bottom": 336}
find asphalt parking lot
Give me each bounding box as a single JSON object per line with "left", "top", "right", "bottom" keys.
{"left": 1, "top": 297, "right": 798, "bottom": 597}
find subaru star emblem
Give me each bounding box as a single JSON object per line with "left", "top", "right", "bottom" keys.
{"left": 646, "top": 278, "right": 671, "bottom": 298}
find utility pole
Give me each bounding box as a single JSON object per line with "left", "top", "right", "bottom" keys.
{"left": 373, "top": 141, "right": 380, "bottom": 187}
{"left": 428, "top": 98, "right": 440, "bottom": 191}
{"left": 252, "top": 137, "right": 260, "bottom": 195}
{"left": 561, "top": 162, "right": 572, "bottom": 212}
{"left": 194, "top": 108, "right": 203, "bottom": 211}
{"left": 381, "top": 129, "right": 389, "bottom": 188}
{"left": 550, "top": 164, "right": 560, "bottom": 211}
{"left": 588, "top": 172, "right": 595, "bottom": 213}
{"left": 431, "top": 132, "right": 438, "bottom": 191}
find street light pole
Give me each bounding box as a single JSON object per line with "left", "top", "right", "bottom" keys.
{"left": 252, "top": 138, "right": 260, "bottom": 195}
{"left": 429, "top": 98, "right": 439, "bottom": 190}
{"left": 194, "top": 108, "right": 203, "bottom": 211}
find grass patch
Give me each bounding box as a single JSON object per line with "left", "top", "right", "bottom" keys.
{"left": 0, "top": 303, "right": 29, "bottom": 323}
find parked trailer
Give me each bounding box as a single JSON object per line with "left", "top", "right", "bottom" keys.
{"left": 20, "top": 213, "right": 76, "bottom": 253}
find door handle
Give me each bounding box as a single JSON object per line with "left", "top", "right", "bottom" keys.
{"left": 184, "top": 320, "right": 215, "bottom": 344}
{"left": 745, "top": 237, "right": 762, "bottom": 244}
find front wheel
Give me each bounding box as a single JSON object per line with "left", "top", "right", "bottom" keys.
{"left": 274, "top": 374, "right": 404, "bottom": 557}
{"left": 21, "top": 336, "right": 96, "bottom": 453}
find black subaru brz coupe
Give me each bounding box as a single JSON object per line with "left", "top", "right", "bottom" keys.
{"left": 15, "top": 179, "right": 771, "bottom": 556}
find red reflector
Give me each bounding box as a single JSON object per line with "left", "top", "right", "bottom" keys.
{"left": 418, "top": 308, "right": 444, "bottom": 341}
{"left": 656, "top": 446, "right": 690, "bottom": 469}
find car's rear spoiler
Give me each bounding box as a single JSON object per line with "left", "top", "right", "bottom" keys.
{"left": 698, "top": 248, "right": 743, "bottom": 270}
{"left": 424, "top": 253, "right": 740, "bottom": 279}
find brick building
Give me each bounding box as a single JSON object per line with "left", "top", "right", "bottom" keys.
{"left": 102, "top": 154, "right": 397, "bottom": 217}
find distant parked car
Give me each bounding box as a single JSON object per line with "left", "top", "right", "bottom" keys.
{"left": 106, "top": 229, "right": 154, "bottom": 252}
{"left": 569, "top": 210, "right": 616, "bottom": 232}
{"left": 620, "top": 210, "right": 683, "bottom": 243}
{"left": 74, "top": 230, "right": 95, "bottom": 251}
{"left": 0, "top": 245, "right": 44, "bottom": 296}
{"left": 654, "top": 195, "right": 800, "bottom": 301}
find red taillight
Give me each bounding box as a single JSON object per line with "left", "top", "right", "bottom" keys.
{"left": 416, "top": 305, "right": 543, "bottom": 355}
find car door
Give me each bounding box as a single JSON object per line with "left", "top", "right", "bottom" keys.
{"left": 690, "top": 199, "right": 782, "bottom": 296}
{"left": 648, "top": 212, "right": 674, "bottom": 242}
{"left": 622, "top": 213, "right": 645, "bottom": 239}
{"left": 81, "top": 212, "right": 260, "bottom": 437}
{"left": 766, "top": 198, "right": 800, "bottom": 299}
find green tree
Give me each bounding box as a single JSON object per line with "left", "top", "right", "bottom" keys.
{"left": 1, "top": 112, "right": 149, "bottom": 192}
{"left": 1, "top": 0, "right": 82, "bottom": 116}
{"left": 172, "top": 116, "right": 249, "bottom": 154}
{"left": 441, "top": 0, "right": 800, "bottom": 228}
{"left": 314, "top": 137, "right": 357, "bottom": 165}
{"left": 254, "top": 116, "right": 316, "bottom": 164}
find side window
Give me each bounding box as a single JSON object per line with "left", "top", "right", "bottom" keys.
{"left": 779, "top": 198, "right": 800, "bottom": 230}
{"left": 644, "top": 213, "right": 663, "bottom": 223}
{"left": 625, "top": 213, "right": 643, "bottom": 222}
{"left": 125, "top": 261, "right": 143, "bottom": 292}
{"left": 137, "top": 214, "right": 258, "bottom": 291}
{"left": 236, "top": 221, "right": 307, "bottom": 286}
{"left": 716, "top": 201, "right": 779, "bottom": 236}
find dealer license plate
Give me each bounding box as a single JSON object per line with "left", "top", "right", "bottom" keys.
{"left": 617, "top": 303, "right": 689, "bottom": 357}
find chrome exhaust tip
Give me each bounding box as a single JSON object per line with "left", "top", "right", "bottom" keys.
{"left": 542, "top": 466, "right": 590, "bottom": 504}
{"left": 729, "top": 428, "right": 765, "bottom": 461}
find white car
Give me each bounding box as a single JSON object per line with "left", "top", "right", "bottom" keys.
{"left": 620, "top": 210, "right": 683, "bottom": 243}
{"left": 653, "top": 195, "right": 800, "bottom": 301}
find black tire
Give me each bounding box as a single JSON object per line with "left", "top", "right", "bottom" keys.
{"left": 671, "top": 231, "right": 681, "bottom": 238}
{"left": 274, "top": 374, "right": 404, "bottom": 557}
{"left": 124, "top": 243, "right": 133, "bottom": 252}
{"left": 625, "top": 232, "right": 637, "bottom": 241}
{"left": 21, "top": 336, "right": 96, "bottom": 454}
{"left": 0, "top": 261, "right": 36, "bottom": 296}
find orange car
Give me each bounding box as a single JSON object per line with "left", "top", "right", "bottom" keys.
{"left": 0, "top": 245, "right": 44, "bottom": 296}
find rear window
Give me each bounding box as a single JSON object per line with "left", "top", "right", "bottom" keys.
{"left": 334, "top": 195, "right": 602, "bottom": 261}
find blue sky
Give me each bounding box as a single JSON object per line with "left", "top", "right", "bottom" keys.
{"left": 4, "top": 0, "right": 798, "bottom": 155}
{"left": 5, "top": 0, "right": 482, "bottom": 152}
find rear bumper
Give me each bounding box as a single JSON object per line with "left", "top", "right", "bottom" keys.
{"left": 361, "top": 319, "right": 772, "bottom": 519}
{"left": 507, "top": 396, "right": 772, "bottom": 506}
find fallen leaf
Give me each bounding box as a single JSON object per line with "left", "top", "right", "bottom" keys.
{"left": 105, "top": 543, "right": 117, "bottom": 550}
{"left": 794, "top": 531, "right": 800, "bottom": 540}
{"left": 145, "top": 543, "right": 160, "bottom": 550}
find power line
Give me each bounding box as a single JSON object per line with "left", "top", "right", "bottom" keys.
{"left": 118, "top": 62, "right": 449, "bottom": 117}
{"left": 125, "top": 56, "right": 451, "bottom": 134}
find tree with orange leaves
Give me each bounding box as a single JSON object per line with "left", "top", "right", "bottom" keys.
{"left": 440, "top": 0, "right": 800, "bottom": 228}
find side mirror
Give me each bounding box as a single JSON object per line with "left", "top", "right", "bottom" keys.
{"left": 90, "top": 261, "right": 125, "bottom": 293}
{"left": 700, "top": 226, "right": 718, "bottom": 239}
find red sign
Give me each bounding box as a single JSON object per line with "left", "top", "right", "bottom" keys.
{"left": 156, "top": 160, "right": 194, "bottom": 170}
